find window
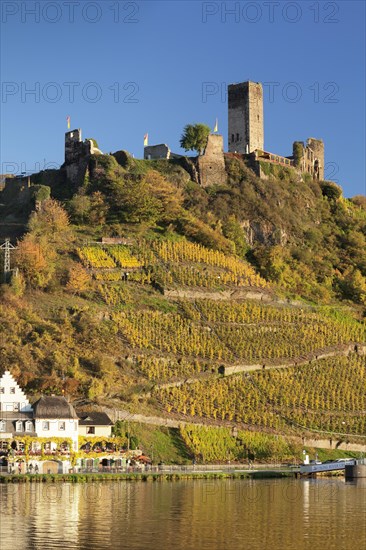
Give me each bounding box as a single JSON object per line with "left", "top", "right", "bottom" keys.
{"left": 231, "top": 134, "right": 235, "bottom": 143}
{"left": 25, "top": 421, "right": 33, "bottom": 432}
{"left": 42, "top": 421, "right": 50, "bottom": 431}
{"left": 236, "top": 133, "right": 239, "bottom": 142}
{"left": 0, "top": 420, "right": 5, "bottom": 432}
{"left": 10, "top": 388, "right": 15, "bottom": 394}
{"left": 0, "top": 387, "right": 4, "bottom": 394}
{"left": 13, "top": 403, "right": 19, "bottom": 412}
{"left": 59, "top": 421, "right": 66, "bottom": 431}
{"left": 16, "top": 421, "right": 23, "bottom": 432}
{"left": 87, "top": 426, "right": 95, "bottom": 434}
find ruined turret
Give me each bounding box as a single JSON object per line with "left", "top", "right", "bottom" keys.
{"left": 64, "top": 129, "right": 102, "bottom": 185}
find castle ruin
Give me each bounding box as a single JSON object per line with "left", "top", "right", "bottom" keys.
{"left": 64, "top": 129, "right": 102, "bottom": 185}
{"left": 143, "top": 80, "right": 324, "bottom": 186}
{"left": 197, "top": 134, "right": 227, "bottom": 188}
{"left": 227, "top": 80, "right": 324, "bottom": 180}
{"left": 228, "top": 81, "right": 264, "bottom": 154}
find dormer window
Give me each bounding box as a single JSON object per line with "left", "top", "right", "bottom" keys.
{"left": 25, "top": 421, "right": 33, "bottom": 432}
{"left": 0, "top": 420, "right": 5, "bottom": 432}
{"left": 16, "top": 421, "right": 23, "bottom": 432}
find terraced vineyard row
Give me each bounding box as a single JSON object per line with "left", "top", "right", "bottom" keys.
{"left": 132, "top": 355, "right": 210, "bottom": 381}
{"left": 179, "top": 424, "right": 297, "bottom": 462}
{"left": 76, "top": 239, "right": 269, "bottom": 290}
{"left": 107, "top": 246, "right": 143, "bottom": 268}
{"left": 154, "top": 355, "right": 366, "bottom": 435}
{"left": 112, "top": 300, "right": 365, "bottom": 363}
{"left": 77, "top": 246, "right": 116, "bottom": 268}
{"left": 113, "top": 310, "right": 231, "bottom": 360}
{"left": 152, "top": 240, "right": 267, "bottom": 288}
{"left": 153, "top": 265, "right": 259, "bottom": 289}
{"left": 77, "top": 245, "right": 143, "bottom": 269}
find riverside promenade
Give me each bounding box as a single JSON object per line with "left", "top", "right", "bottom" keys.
{"left": 0, "top": 463, "right": 299, "bottom": 483}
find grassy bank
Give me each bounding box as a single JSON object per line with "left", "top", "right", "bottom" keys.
{"left": 0, "top": 470, "right": 294, "bottom": 484}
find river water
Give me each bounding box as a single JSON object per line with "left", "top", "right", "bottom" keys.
{"left": 1, "top": 478, "right": 365, "bottom": 549}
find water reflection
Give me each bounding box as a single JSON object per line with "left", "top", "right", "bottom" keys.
{"left": 1, "top": 479, "right": 365, "bottom": 550}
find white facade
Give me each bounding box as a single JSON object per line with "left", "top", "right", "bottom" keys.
{"left": 78, "top": 425, "right": 112, "bottom": 437}
{"left": 34, "top": 418, "right": 79, "bottom": 451}
{"left": 0, "top": 370, "right": 32, "bottom": 413}
{"left": 0, "top": 370, "right": 79, "bottom": 450}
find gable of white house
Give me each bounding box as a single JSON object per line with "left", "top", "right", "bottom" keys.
{"left": 0, "top": 371, "right": 32, "bottom": 413}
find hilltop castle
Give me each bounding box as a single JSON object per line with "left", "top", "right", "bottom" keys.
{"left": 2, "top": 80, "right": 325, "bottom": 195}
{"left": 227, "top": 81, "right": 324, "bottom": 180}
{"left": 144, "top": 80, "right": 324, "bottom": 186}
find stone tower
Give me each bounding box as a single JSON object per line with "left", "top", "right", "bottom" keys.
{"left": 65, "top": 129, "right": 84, "bottom": 164}
{"left": 197, "top": 134, "right": 226, "bottom": 187}
{"left": 307, "top": 138, "right": 324, "bottom": 180}
{"left": 228, "top": 81, "right": 264, "bottom": 154}
{"left": 64, "top": 129, "right": 102, "bottom": 185}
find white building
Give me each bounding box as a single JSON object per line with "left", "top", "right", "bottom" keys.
{"left": 32, "top": 395, "right": 79, "bottom": 451}
{"left": 0, "top": 371, "right": 78, "bottom": 473}
{"left": 0, "top": 371, "right": 115, "bottom": 474}
{"left": 78, "top": 412, "right": 114, "bottom": 437}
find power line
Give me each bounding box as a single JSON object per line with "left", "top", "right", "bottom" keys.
{"left": 0, "top": 239, "right": 17, "bottom": 283}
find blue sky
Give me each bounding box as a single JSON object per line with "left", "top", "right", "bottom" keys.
{"left": 1, "top": 0, "right": 365, "bottom": 197}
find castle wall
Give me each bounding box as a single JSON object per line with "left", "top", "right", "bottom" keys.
{"left": 64, "top": 129, "right": 102, "bottom": 186}
{"left": 144, "top": 144, "right": 171, "bottom": 159}
{"left": 228, "top": 81, "right": 264, "bottom": 154}
{"left": 307, "top": 138, "right": 324, "bottom": 180}
{"left": 293, "top": 138, "right": 324, "bottom": 180}
{"left": 197, "top": 134, "right": 227, "bottom": 187}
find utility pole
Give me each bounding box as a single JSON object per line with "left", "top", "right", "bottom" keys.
{"left": 0, "top": 239, "right": 17, "bottom": 283}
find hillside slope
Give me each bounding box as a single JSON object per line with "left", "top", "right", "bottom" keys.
{"left": 0, "top": 153, "right": 365, "bottom": 457}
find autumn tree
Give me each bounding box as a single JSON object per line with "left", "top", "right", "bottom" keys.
{"left": 143, "top": 170, "right": 183, "bottom": 221}
{"left": 111, "top": 176, "right": 161, "bottom": 223}
{"left": 180, "top": 123, "right": 211, "bottom": 155}
{"left": 66, "top": 263, "right": 90, "bottom": 294}
{"left": 15, "top": 234, "right": 56, "bottom": 288}
{"left": 28, "top": 199, "right": 71, "bottom": 243}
